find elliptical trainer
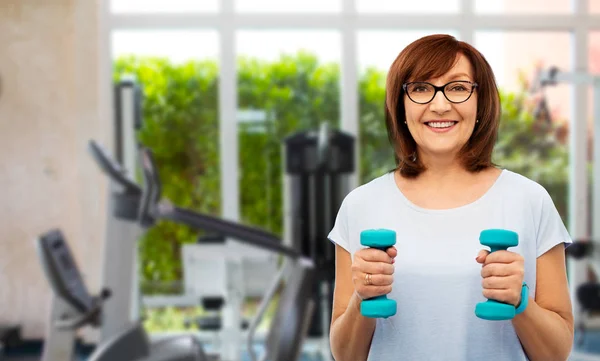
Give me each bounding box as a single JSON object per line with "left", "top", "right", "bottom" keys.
{"left": 88, "top": 140, "right": 318, "bottom": 361}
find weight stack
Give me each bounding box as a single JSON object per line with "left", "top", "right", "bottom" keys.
{"left": 283, "top": 124, "right": 355, "bottom": 337}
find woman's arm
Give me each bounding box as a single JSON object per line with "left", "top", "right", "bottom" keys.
{"left": 512, "top": 243, "right": 574, "bottom": 361}
{"left": 329, "top": 244, "right": 377, "bottom": 361}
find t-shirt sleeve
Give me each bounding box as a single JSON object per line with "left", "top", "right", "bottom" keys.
{"left": 327, "top": 196, "right": 351, "bottom": 253}
{"left": 536, "top": 188, "right": 573, "bottom": 258}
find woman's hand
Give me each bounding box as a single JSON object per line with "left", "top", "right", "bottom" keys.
{"left": 351, "top": 246, "right": 397, "bottom": 300}
{"left": 476, "top": 249, "right": 525, "bottom": 307}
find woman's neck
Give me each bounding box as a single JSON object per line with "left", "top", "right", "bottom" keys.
{"left": 416, "top": 152, "right": 467, "bottom": 183}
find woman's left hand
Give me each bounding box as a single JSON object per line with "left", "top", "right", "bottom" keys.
{"left": 476, "top": 250, "right": 525, "bottom": 307}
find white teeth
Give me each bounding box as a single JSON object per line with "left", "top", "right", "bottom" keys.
{"left": 427, "top": 121, "right": 455, "bottom": 128}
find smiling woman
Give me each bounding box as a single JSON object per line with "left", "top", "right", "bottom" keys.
{"left": 328, "top": 34, "right": 574, "bottom": 361}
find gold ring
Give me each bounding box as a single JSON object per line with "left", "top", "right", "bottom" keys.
{"left": 365, "top": 273, "right": 372, "bottom": 286}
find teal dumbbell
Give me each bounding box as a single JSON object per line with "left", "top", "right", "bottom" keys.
{"left": 475, "top": 229, "right": 519, "bottom": 320}
{"left": 360, "top": 229, "right": 397, "bottom": 318}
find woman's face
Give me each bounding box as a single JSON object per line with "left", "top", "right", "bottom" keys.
{"left": 403, "top": 53, "right": 478, "bottom": 161}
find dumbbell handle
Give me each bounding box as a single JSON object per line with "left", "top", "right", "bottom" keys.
{"left": 363, "top": 245, "right": 390, "bottom": 297}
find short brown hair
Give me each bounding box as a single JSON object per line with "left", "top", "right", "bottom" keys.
{"left": 385, "top": 34, "right": 501, "bottom": 178}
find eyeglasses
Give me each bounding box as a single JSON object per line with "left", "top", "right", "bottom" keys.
{"left": 402, "top": 81, "right": 478, "bottom": 104}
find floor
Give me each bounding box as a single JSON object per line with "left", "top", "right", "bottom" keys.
{"left": 3, "top": 331, "right": 600, "bottom": 361}
{"left": 0, "top": 343, "right": 328, "bottom": 361}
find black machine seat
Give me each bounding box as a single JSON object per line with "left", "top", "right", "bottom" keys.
{"left": 37, "top": 230, "right": 100, "bottom": 324}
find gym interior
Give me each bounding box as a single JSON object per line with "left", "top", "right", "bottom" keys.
{"left": 2, "top": 1, "right": 600, "bottom": 360}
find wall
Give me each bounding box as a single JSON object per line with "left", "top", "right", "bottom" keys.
{"left": 0, "top": 1, "right": 108, "bottom": 339}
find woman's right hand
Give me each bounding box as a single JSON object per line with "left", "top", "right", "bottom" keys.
{"left": 351, "top": 246, "right": 397, "bottom": 300}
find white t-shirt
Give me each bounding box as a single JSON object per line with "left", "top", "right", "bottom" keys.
{"left": 328, "top": 169, "right": 572, "bottom": 361}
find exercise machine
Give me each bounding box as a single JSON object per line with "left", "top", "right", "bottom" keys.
{"left": 36, "top": 228, "right": 207, "bottom": 361}
{"left": 88, "top": 140, "right": 317, "bottom": 361}
{"left": 94, "top": 76, "right": 321, "bottom": 360}
{"left": 283, "top": 122, "right": 355, "bottom": 359}
{"left": 96, "top": 76, "right": 313, "bottom": 360}
{"left": 531, "top": 66, "right": 600, "bottom": 360}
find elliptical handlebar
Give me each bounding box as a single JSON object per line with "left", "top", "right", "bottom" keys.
{"left": 138, "top": 146, "right": 162, "bottom": 228}
{"left": 88, "top": 140, "right": 141, "bottom": 195}
{"left": 137, "top": 146, "right": 303, "bottom": 260}
{"left": 156, "top": 202, "right": 301, "bottom": 260}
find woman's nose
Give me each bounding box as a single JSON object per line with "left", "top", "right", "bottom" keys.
{"left": 429, "top": 90, "right": 451, "bottom": 114}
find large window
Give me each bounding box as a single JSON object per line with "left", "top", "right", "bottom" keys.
{"left": 106, "top": 0, "right": 600, "bottom": 338}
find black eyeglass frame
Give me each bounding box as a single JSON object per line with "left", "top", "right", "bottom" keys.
{"left": 402, "top": 80, "right": 479, "bottom": 104}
